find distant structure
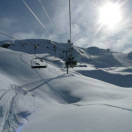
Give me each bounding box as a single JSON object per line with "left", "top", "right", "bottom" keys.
{"left": 31, "top": 43, "right": 47, "bottom": 69}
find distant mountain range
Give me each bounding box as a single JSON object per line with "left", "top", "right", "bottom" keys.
{"left": 0, "top": 39, "right": 132, "bottom": 68}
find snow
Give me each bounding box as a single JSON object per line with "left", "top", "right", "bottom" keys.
{"left": 0, "top": 39, "right": 132, "bottom": 132}
{"left": 22, "top": 104, "right": 132, "bottom": 132}
{"left": 77, "top": 69, "right": 132, "bottom": 87}
{"left": 113, "top": 52, "right": 132, "bottom": 67}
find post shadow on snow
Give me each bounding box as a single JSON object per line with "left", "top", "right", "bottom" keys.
{"left": 20, "top": 74, "right": 81, "bottom": 104}
{"left": 74, "top": 103, "right": 132, "bottom": 112}
{"left": 78, "top": 70, "right": 132, "bottom": 87}
{"left": 103, "top": 104, "right": 132, "bottom": 112}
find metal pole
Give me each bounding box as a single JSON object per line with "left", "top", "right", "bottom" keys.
{"left": 67, "top": 64, "right": 69, "bottom": 74}
{"left": 69, "top": 0, "right": 72, "bottom": 42}
{"left": 65, "top": 0, "right": 72, "bottom": 74}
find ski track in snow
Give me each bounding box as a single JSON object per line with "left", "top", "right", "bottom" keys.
{"left": 0, "top": 89, "right": 16, "bottom": 132}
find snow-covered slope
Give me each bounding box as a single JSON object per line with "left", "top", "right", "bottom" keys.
{"left": 0, "top": 39, "right": 122, "bottom": 67}
{"left": 0, "top": 39, "right": 132, "bottom": 132}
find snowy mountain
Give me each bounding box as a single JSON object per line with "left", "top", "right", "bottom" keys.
{"left": 128, "top": 51, "right": 132, "bottom": 60}
{"left": 0, "top": 39, "right": 132, "bottom": 132}
{"left": 0, "top": 39, "right": 124, "bottom": 67}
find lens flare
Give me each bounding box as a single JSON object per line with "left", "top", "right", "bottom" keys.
{"left": 98, "top": 1, "right": 123, "bottom": 31}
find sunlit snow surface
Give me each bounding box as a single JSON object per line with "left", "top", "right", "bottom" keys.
{"left": 0, "top": 40, "right": 132, "bottom": 132}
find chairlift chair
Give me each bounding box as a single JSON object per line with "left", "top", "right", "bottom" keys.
{"left": 31, "top": 57, "right": 47, "bottom": 69}
{"left": 31, "top": 43, "right": 47, "bottom": 69}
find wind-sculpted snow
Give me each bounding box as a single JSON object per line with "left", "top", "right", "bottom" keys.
{"left": 78, "top": 69, "right": 132, "bottom": 87}
{"left": 0, "top": 40, "right": 132, "bottom": 132}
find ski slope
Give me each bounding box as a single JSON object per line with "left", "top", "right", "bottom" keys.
{"left": 0, "top": 40, "right": 132, "bottom": 132}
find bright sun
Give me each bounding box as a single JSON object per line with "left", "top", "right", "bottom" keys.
{"left": 98, "top": 2, "right": 122, "bottom": 30}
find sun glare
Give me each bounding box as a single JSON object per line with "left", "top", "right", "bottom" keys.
{"left": 98, "top": 2, "right": 123, "bottom": 31}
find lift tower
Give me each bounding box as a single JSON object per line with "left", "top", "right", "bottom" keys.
{"left": 66, "top": 0, "right": 77, "bottom": 74}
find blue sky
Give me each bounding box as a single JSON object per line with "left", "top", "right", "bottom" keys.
{"left": 0, "top": 0, "right": 132, "bottom": 52}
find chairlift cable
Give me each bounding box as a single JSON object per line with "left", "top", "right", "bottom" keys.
{"left": 0, "top": 31, "right": 17, "bottom": 41}
{"left": 22, "top": 0, "right": 49, "bottom": 34}
{"left": 69, "top": 0, "right": 72, "bottom": 42}
{"left": 37, "top": 0, "right": 56, "bottom": 28}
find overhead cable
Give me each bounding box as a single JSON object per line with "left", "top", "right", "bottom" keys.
{"left": 0, "top": 31, "right": 17, "bottom": 40}
{"left": 37, "top": 0, "right": 56, "bottom": 27}
{"left": 22, "top": 0, "right": 49, "bottom": 34}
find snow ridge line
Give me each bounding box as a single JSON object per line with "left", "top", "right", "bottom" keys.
{"left": 74, "top": 103, "right": 132, "bottom": 112}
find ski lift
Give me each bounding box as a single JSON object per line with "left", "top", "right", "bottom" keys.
{"left": 31, "top": 44, "right": 47, "bottom": 69}
{"left": 65, "top": 0, "right": 78, "bottom": 74}
{"left": 31, "top": 57, "right": 47, "bottom": 69}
